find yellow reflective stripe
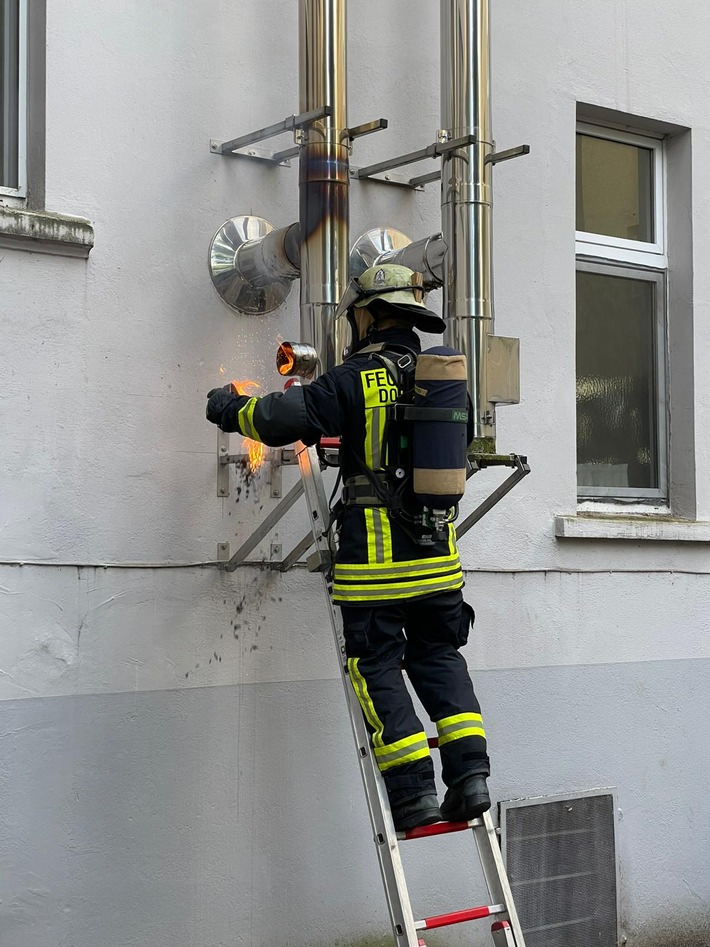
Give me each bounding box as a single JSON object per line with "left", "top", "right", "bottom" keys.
{"left": 362, "top": 403, "right": 383, "bottom": 468}
{"left": 364, "top": 508, "right": 391, "bottom": 565}
{"left": 335, "top": 569, "right": 464, "bottom": 592}
{"left": 348, "top": 658, "right": 384, "bottom": 747}
{"left": 379, "top": 509, "right": 393, "bottom": 562}
{"left": 378, "top": 747, "right": 431, "bottom": 771}
{"left": 373, "top": 732, "right": 431, "bottom": 772}
{"left": 237, "top": 398, "right": 261, "bottom": 442}
{"left": 364, "top": 409, "right": 375, "bottom": 470}
{"left": 365, "top": 507, "right": 382, "bottom": 563}
{"left": 448, "top": 522, "right": 457, "bottom": 556}
{"left": 436, "top": 712, "right": 486, "bottom": 747}
{"left": 333, "top": 573, "right": 464, "bottom": 602}
{"left": 371, "top": 404, "right": 383, "bottom": 469}
{"left": 334, "top": 553, "right": 461, "bottom": 579}
{"left": 373, "top": 730, "right": 428, "bottom": 757}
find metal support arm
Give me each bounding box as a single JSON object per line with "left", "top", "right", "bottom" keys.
{"left": 456, "top": 454, "right": 530, "bottom": 539}
{"left": 352, "top": 133, "right": 477, "bottom": 180}
{"left": 351, "top": 139, "right": 529, "bottom": 189}
{"left": 211, "top": 106, "right": 332, "bottom": 156}
{"left": 220, "top": 479, "right": 305, "bottom": 572}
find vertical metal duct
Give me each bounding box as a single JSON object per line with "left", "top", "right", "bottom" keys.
{"left": 299, "top": 0, "right": 349, "bottom": 372}
{"left": 441, "top": 0, "right": 495, "bottom": 450}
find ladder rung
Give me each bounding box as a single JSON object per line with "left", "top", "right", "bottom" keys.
{"left": 398, "top": 817, "right": 482, "bottom": 840}
{"left": 415, "top": 903, "right": 506, "bottom": 931}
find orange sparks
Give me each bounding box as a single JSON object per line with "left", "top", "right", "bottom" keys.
{"left": 231, "top": 379, "right": 266, "bottom": 473}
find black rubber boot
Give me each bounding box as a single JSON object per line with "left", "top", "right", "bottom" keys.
{"left": 391, "top": 793, "right": 442, "bottom": 831}
{"left": 440, "top": 774, "right": 490, "bottom": 822}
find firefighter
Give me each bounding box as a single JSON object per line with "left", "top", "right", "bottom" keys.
{"left": 206, "top": 264, "right": 490, "bottom": 830}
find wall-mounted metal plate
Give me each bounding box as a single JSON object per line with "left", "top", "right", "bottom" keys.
{"left": 208, "top": 215, "right": 294, "bottom": 314}
{"left": 349, "top": 228, "right": 412, "bottom": 276}
{"left": 487, "top": 335, "right": 520, "bottom": 405}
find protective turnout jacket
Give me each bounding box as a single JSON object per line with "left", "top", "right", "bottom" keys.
{"left": 221, "top": 327, "right": 464, "bottom": 606}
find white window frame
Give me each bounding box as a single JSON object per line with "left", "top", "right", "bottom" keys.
{"left": 576, "top": 121, "right": 669, "bottom": 505}
{"left": 576, "top": 261, "right": 668, "bottom": 502}
{"left": 576, "top": 122, "right": 666, "bottom": 267}
{"left": 0, "top": 0, "right": 28, "bottom": 199}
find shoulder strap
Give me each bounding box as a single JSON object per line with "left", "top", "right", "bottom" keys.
{"left": 371, "top": 346, "right": 417, "bottom": 389}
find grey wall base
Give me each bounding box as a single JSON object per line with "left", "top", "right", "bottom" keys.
{"left": 1, "top": 659, "right": 707, "bottom": 947}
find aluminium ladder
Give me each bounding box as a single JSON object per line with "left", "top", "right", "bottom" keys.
{"left": 292, "top": 424, "right": 527, "bottom": 947}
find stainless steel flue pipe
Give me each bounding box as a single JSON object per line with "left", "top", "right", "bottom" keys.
{"left": 441, "top": 0, "right": 495, "bottom": 450}
{"left": 299, "top": 0, "right": 349, "bottom": 371}
{"left": 210, "top": 0, "right": 348, "bottom": 373}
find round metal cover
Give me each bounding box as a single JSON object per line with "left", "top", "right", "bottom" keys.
{"left": 208, "top": 215, "right": 294, "bottom": 315}
{"left": 349, "top": 227, "right": 412, "bottom": 277}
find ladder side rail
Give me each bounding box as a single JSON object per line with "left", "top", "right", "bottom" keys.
{"left": 296, "top": 442, "right": 421, "bottom": 947}
{"left": 473, "top": 811, "right": 528, "bottom": 947}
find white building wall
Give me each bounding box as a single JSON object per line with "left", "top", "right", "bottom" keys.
{"left": 1, "top": 2, "right": 709, "bottom": 945}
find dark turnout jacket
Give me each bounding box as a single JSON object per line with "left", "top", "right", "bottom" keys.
{"left": 219, "top": 327, "right": 464, "bottom": 606}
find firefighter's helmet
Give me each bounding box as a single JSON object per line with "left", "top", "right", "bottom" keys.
{"left": 353, "top": 264, "right": 446, "bottom": 334}
{"left": 335, "top": 265, "right": 446, "bottom": 355}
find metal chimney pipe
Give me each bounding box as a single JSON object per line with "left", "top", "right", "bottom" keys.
{"left": 299, "top": 0, "right": 349, "bottom": 371}
{"left": 441, "top": 0, "right": 495, "bottom": 451}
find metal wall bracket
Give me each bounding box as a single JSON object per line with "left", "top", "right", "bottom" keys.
{"left": 217, "top": 431, "right": 296, "bottom": 500}
{"left": 457, "top": 453, "right": 530, "bottom": 539}
{"left": 211, "top": 142, "right": 292, "bottom": 166}
{"left": 486, "top": 144, "right": 530, "bottom": 165}
{"left": 216, "top": 432, "right": 308, "bottom": 571}
{"left": 351, "top": 138, "right": 530, "bottom": 189}
{"left": 210, "top": 105, "right": 332, "bottom": 157}
{"left": 220, "top": 479, "right": 305, "bottom": 572}
{"left": 212, "top": 112, "right": 387, "bottom": 165}
{"left": 351, "top": 133, "right": 477, "bottom": 184}
{"left": 350, "top": 167, "right": 424, "bottom": 190}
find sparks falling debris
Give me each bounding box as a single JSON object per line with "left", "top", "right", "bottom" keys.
{"left": 230, "top": 379, "right": 266, "bottom": 473}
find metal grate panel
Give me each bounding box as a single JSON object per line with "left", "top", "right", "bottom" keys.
{"left": 500, "top": 790, "right": 619, "bottom": 947}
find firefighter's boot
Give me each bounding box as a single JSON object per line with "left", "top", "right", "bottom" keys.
{"left": 391, "top": 793, "right": 442, "bottom": 832}
{"left": 440, "top": 774, "right": 490, "bottom": 822}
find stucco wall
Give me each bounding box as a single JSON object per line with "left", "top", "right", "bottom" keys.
{"left": 1, "top": 1, "right": 709, "bottom": 945}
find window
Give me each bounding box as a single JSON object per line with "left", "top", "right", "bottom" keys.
{"left": 575, "top": 123, "right": 667, "bottom": 502}
{"left": 0, "top": 0, "right": 27, "bottom": 197}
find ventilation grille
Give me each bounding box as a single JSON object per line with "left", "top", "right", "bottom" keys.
{"left": 501, "top": 791, "right": 618, "bottom": 947}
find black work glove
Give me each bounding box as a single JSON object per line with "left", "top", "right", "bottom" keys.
{"left": 206, "top": 384, "right": 246, "bottom": 432}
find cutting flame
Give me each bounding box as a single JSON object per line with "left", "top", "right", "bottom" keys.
{"left": 277, "top": 344, "right": 295, "bottom": 376}
{"left": 230, "top": 379, "right": 266, "bottom": 473}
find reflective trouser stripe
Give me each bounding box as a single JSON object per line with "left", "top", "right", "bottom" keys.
{"left": 348, "top": 658, "right": 384, "bottom": 747}
{"left": 436, "top": 712, "right": 486, "bottom": 746}
{"left": 237, "top": 398, "right": 261, "bottom": 441}
{"left": 348, "top": 661, "right": 432, "bottom": 771}
{"left": 372, "top": 731, "right": 431, "bottom": 772}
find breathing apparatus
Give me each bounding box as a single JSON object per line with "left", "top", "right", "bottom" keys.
{"left": 335, "top": 265, "right": 470, "bottom": 546}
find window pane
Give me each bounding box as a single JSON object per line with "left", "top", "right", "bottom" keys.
{"left": 1, "top": 0, "right": 20, "bottom": 189}
{"left": 576, "top": 270, "right": 660, "bottom": 492}
{"left": 576, "top": 134, "right": 654, "bottom": 242}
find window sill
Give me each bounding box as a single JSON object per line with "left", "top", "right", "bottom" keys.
{"left": 555, "top": 514, "right": 710, "bottom": 542}
{"left": 0, "top": 206, "right": 94, "bottom": 258}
